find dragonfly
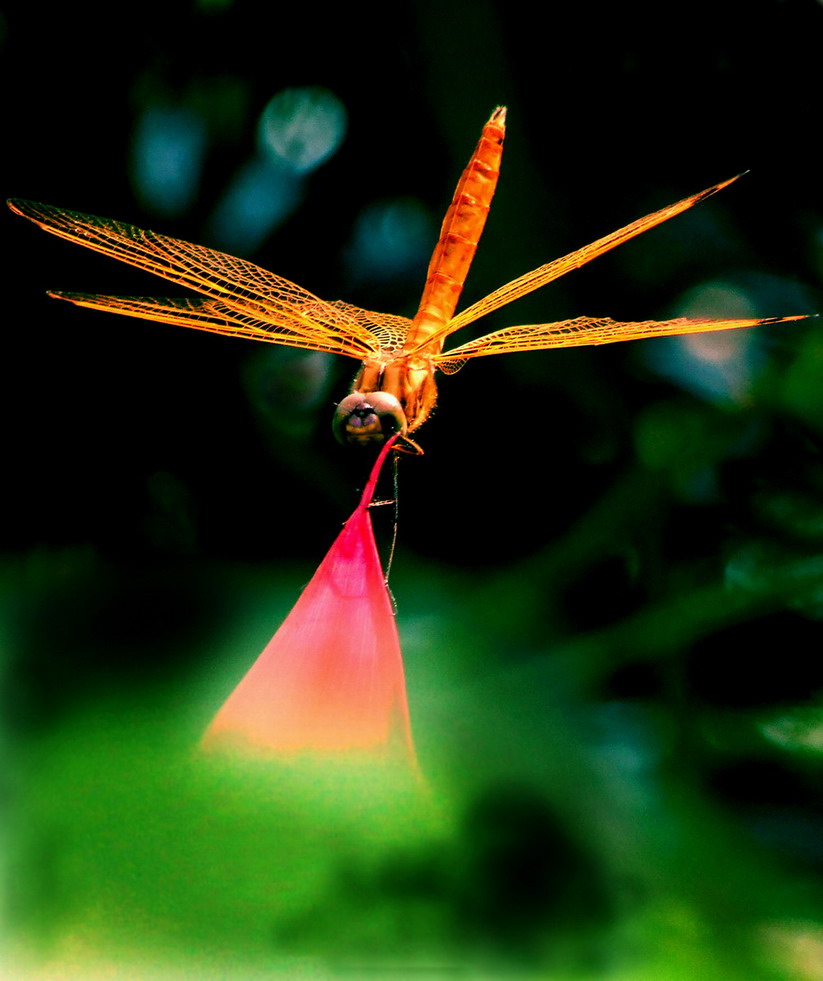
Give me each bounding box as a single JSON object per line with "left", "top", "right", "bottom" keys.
{"left": 8, "top": 107, "right": 806, "bottom": 453}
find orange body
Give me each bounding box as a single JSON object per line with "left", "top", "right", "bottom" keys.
{"left": 7, "top": 108, "right": 807, "bottom": 452}
{"left": 344, "top": 107, "right": 505, "bottom": 441}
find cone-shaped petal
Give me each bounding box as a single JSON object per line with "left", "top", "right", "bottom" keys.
{"left": 201, "top": 436, "right": 414, "bottom": 762}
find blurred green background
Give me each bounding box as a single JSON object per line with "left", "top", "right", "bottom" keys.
{"left": 3, "top": 0, "right": 823, "bottom": 976}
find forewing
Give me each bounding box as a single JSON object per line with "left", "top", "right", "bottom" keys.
{"left": 8, "top": 199, "right": 383, "bottom": 357}
{"left": 432, "top": 314, "right": 808, "bottom": 374}
{"left": 405, "top": 176, "right": 742, "bottom": 356}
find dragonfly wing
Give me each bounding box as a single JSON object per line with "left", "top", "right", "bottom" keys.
{"left": 328, "top": 300, "right": 413, "bottom": 353}
{"left": 432, "top": 314, "right": 809, "bottom": 374}
{"left": 8, "top": 199, "right": 382, "bottom": 356}
{"left": 406, "top": 176, "right": 744, "bottom": 357}
{"left": 49, "top": 293, "right": 380, "bottom": 358}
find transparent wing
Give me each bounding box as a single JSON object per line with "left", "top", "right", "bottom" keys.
{"left": 48, "top": 293, "right": 389, "bottom": 358}
{"left": 8, "top": 199, "right": 391, "bottom": 358}
{"left": 405, "top": 176, "right": 743, "bottom": 357}
{"left": 327, "top": 300, "right": 412, "bottom": 352}
{"left": 432, "top": 314, "right": 808, "bottom": 374}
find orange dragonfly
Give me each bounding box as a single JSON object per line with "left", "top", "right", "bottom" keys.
{"left": 8, "top": 107, "right": 806, "bottom": 453}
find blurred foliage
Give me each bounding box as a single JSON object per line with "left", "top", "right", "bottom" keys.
{"left": 3, "top": 0, "right": 823, "bottom": 976}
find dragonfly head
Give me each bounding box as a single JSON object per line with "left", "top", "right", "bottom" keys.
{"left": 333, "top": 391, "right": 407, "bottom": 447}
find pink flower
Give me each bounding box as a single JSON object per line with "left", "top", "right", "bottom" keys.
{"left": 201, "top": 436, "right": 415, "bottom": 764}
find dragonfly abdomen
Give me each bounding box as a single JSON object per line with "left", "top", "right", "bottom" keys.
{"left": 404, "top": 107, "right": 506, "bottom": 354}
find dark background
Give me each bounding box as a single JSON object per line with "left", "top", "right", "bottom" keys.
{"left": 3, "top": 0, "right": 823, "bottom": 976}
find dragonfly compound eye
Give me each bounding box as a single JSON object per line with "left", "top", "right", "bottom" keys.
{"left": 333, "top": 392, "right": 407, "bottom": 446}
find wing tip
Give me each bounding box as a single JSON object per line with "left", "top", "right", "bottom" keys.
{"left": 7, "top": 198, "right": 31, "bottom": 218}
{"left": 699, "top": 170, "right": 750, "bottom": 200}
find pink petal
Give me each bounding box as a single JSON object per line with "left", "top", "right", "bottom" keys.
{"left": 201, "top": 436, "right": 415, "bottom": 763}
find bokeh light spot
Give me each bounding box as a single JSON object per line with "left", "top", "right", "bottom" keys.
{"left": 344, "top": 198, "right": 433, "bottom": 286}
{"left": 206, "top": 87, "right": 346, "bottom": 253}
{"left": 130, "top": 106, "right": 207, "bottom": 219}
{"left": 257, "top": 87, "right": 347, "bottom": 174}
{"left": 207, "top": 157, "right": 302, "bottom": 254}
{"left": 643, "top": 280, "right": 762, "bottom": 405}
